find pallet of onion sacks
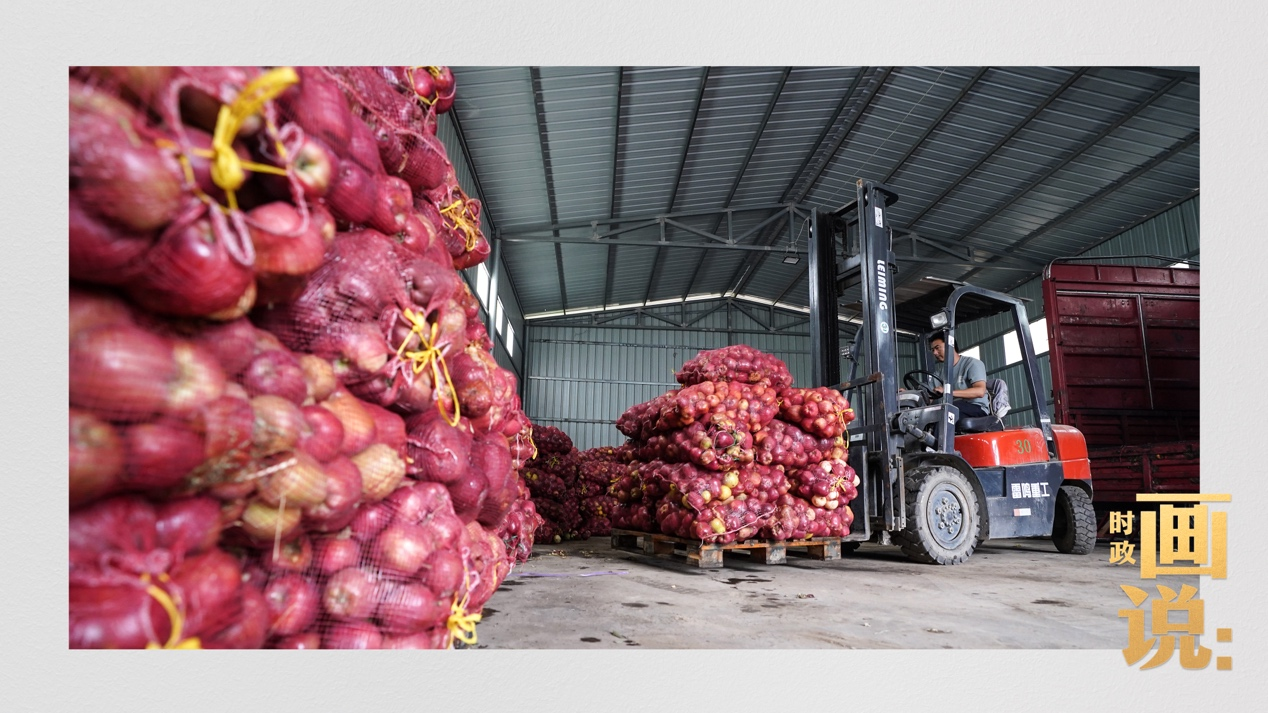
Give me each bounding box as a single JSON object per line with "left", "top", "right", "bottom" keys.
{"left": 68, "top": 66, "right": 543, "bottom": 649}
{"left": 606, "top": 345, "right": 860, "bottom": 567}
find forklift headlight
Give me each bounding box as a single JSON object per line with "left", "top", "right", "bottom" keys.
{"left": 930, "top": 311, "right": 948, "bottom": 329}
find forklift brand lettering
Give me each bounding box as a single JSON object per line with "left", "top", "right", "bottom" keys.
{"left": 877, "top": 260, "right": 888, "bottom": 310}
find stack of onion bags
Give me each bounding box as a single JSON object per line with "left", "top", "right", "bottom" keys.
{"left": 68, "top": 66, "right": 535, "bottom": 649}
{"left": 521, "top": 426, "right": 582, "bottom": 543}
{"left": 609, "top": 345, "right": 860, "bottom": 544}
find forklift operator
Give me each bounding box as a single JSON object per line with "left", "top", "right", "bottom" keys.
{"left": 928, "top": 333, "right": 990, "bottom": 418}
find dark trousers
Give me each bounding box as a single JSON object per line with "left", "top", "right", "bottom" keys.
{"left": 954, "top": 400, "right": 989, "bottom": 418}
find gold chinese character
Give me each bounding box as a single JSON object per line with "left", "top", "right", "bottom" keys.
{"left": 1120, "top": 584, "right": 1212, "bottom": 670}
{"left": 1110, "top": 541, "right": 1137, "bottom": 565}
{"left": 1138, "top": 494, "right": 1229, "bottom": 579}
{"left": 1110, "top": 511, "right": 1135, "bottom": 536}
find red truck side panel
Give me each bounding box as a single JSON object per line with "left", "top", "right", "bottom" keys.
{"left": 1042, "top": 262, "right": 1199, "bottom": 503}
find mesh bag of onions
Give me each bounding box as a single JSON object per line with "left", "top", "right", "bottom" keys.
{"left": 68, "top": 66, "right": 534, "bottom": 649}
{"left": 610, "top": 346, "right": 859, "bottom": 545}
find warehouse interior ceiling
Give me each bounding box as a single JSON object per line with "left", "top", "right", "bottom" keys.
{"left": 447, "top": 66, "right": 1199, "bottom": 322}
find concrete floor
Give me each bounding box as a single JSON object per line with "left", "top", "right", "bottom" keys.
{"left": 475, "top": 537, "right": 1186, "bottom": 649}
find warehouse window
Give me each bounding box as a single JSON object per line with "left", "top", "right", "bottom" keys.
{"left": 1030, "top": 318, "right": 1048, "bottom": 355}
{"left": 496, "top": 298, "right": 506, "bottom": 336}
{"left": 506, "top": 322, "right": 515, "bottom": 357}
{"left": 960, "top": 345, "right": 981, "bottom": 361}
{"left": 475, "top": 263, "right": 490, "bottom": 304}
{"left": 1002, "top": 330, "right": 1021, "bottom": 365}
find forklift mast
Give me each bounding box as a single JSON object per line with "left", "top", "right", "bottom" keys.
{"left": 811, "top": 179, "right": 908, "bottom": 536}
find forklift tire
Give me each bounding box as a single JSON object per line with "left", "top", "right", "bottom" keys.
{"left": 1052, "top": 485, "right": 1096, "bottom": 555}
{"left": 895, "top": 466, "right": 981, "bottom": 565}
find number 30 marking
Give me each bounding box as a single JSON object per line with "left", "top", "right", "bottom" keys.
{"left": 1015, "top": 439, "right": 1032, "bottom": 454}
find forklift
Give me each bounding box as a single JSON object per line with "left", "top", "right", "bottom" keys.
{"left": 806, "top": 180, "right": 1097, "bottom": 565}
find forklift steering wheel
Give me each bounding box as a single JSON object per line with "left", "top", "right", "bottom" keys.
{"left": 903, "top": 369, "right": 946, "bottom": 400}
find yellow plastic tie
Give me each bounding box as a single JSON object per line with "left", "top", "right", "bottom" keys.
{"left": 446, "top": 563, "right": 481, "bottom": 647}
{"left": 141, "top": 573, "right": 202, "bottom": 650}
{"left": 439, "top": 199, "right": 480, "bottom": 251}
{"left": 207, "top": 67, "right": 299, "bottom": 210}
{"left": 393, "top": 308, "right": 461, "bottom": 427}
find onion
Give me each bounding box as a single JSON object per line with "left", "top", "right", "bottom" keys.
{"left": 422, "top": 549, "right": 464, "bottom": 598}
{"left": 247, "top": 201, "right": 327, "bottom": 277}
{"left": 164, "top": 340, "right": 227, "bottom": 417}
{"left": 124, "top": 210, "right": 255, "bottom": 318}
{"left": 322, "top": 567, "right": 381, "bottom": 620}
{"left": 189, "top": 318, "right": 258, "bottom": 378}
{"left": 298, "top": 355, "right": 338, "bottom": 403}
{"left": 326, "top": 161, "right": 377, "bottom": 226}
{"left": 404, "top": 408, "right": 471, "bottom": 483}
{"left": 371, "top": 522, "right": 435, "bottom": 577}
{"left": 360, "top": 402, "right": 407, "bottom": 455}
{"left": 154, "top": 497, "right": 223, "bottom": 556}
{"left": 321, "top": 392, "right": 378, "bottom": 456}
{"left": 69, "top": 324, "right": 177, "bottom": 423}
{"left": 238, "top": 498, "right": 303, "bottom": 544}
{"left": 250, "top": 395, "right": 306, "bottom": 455}
{"left": 264, "top": 573, "right": 320, "bottom": 637}
{"left": 447, "top": 472, "right": 487, "bottom": 524}
{"left": 351, "top": 443, "right": 406, "bottom": 501}
{"left": 256, "top": 450, "right": 328, "bottom": 509}
{"left": 69, "top": 194, "right": 153, "bottom": 285}
{"left": 313, "top": 535, "right": 362, "bottom": 576}
{"left": 349, "top": 500, "right": 393, "bottom": 542}
{"left": 70, "top": 102, "right": 185, "bottom": 232}
{"left": 194, "top": 394, "right": 255, "bottom": 463}
{"left": 68, "top": 286, "right": 134, "bottom": 341}
{"left": 242, "top": 350, "right": 309, "bottom": 405}
{"left": 69, "top": 408, "right": 123, "bottom": 508}
{"left": 303, "top": 455, "right": 363, "bottom": 532}
{"left": 298, "top": 405, "right": 345, "bottom": 463}
{"left": 381, "top": 629, "right": 446, "bottom": 649}
{"left": 203, "top": 582, "right": 272, "bottom": 650}
{"left": 165, "top": 549, "right": 243, "bottom": 638}
{"left": 70, "top": 584, "right": 162, "bottom": 649}
{"left": 323, "top": 621, "right": 382, "bottom": 649}
{"left": 376, "top": 582, "right": 448, "bottom": 634}
{"left": 276, "top": 67, "right": 354, "bottom": 148}
{"left": 273, "top": 631, "right": 322, "bottom": 649}
{"left": 263, "top": 533, "right": 314, "bottom": 573}
{"left": 121, "top": 421, "right": 206, "bottom": 491}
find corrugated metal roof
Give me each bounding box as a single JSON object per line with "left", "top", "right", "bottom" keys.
{"left": 446, "top": 65, "right": 1199, "bottom": 319}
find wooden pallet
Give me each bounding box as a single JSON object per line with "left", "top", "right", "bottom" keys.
{"left": 610, "top": 528, "right": 842, "bottom": 569}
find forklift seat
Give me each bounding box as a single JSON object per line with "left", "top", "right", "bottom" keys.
{"left": 955, "top": 378, "right": 1010, "bottom": 434}
{"left": 957, "top": 414, "right": 1004, "bottom": 433}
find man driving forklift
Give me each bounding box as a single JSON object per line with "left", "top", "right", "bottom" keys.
{"left": 927, "top": 332, "right": 989, "bottom": 419}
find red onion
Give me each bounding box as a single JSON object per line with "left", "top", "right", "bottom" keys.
{"left": 376, "top": 582, "right": 448, "bottom": 634}
{"left": 264, "top": 573, "right": 320, "bottom": 637}
{"left": 313, "top": 535, "right": 362, "bottom": 576}
{"left": 299, "top": 405, "right": 345, "bottom": 463}
{"left": 242, "top": 349, "right": 309, "bottom": 405}
{"left": 154, "top": 497, "right": 223, "bottom": 556}
{"left": 124, "top": 209, "right": 255, "bottom": 318}
{"left": 322, "top": 567, "right": 380, "bottom": 620}
{"left": 70, "top": 324, "right": 177, "bottom": 423}
{"left": 323, "top": 620, "right": 382, "bottom": 649}
{"left": 303, "top": 455, "right": 363, "bottom": 532}
{"left": 121, "top": 421, "right": 206, "bottom": 491}
{"left": 69, "top": 408, "right": 123, "bottom": 508}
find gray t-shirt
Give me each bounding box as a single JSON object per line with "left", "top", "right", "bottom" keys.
{"left": 945, "top": 353, "right": 989, "bottom": 410}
